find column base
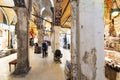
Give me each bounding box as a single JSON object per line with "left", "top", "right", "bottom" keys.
{"left": 12, "top": 66, "right": 31, "bottom": 76}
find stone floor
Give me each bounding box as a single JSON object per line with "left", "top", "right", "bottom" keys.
{"left": 1, "top": 46, "right": 118, "bottom": 80}
{"left": 0, "top": 46, "right": 71, "bottom": 80}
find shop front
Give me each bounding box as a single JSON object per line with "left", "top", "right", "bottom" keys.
{"left": 104, "top": 1, "right": 120, "bottom": 79}
{"left": 0, "top": 23, "right": 15, "bottom": 50}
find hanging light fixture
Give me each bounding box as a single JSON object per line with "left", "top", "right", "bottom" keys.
{"left": 111, "top": 0, "right": 120, "bottom": 18}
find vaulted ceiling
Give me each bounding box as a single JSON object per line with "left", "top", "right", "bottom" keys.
{"left": 1, "top": 0, "right": 120, "bottom": 28}
{"left": 0, "top": 0, "right": 71, "bottom": 28}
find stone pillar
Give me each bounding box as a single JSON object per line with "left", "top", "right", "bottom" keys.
{"left": 77, "top": 0, "right": 105, "bottom": 80}
{"left": 32, "top": 0, "right": 44, "bottom": 45}
{"left": 13, "top": 8, "right": 31, "bottom": 75}
{"left": 54, "top": 26, "right": 60, "bottom": 50}
{"left": 51, "top": 26, "right": 60, "bottom": 52}
{"left": 36, "top": 18, "right": 43, "bottom": 45}
{"left": 51, "top": 31, "right": 55, "bottom": 52}
{"left": 71, "top": 0, "right": 78, "bottom": 80}
{"left": 38, "top": 29, "right": 44, "bottom": 45}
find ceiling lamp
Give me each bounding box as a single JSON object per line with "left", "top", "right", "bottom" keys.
{"left": 112, "top": 11, "right": 119, "bottom": 18}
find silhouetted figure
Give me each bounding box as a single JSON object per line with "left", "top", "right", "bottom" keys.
{"left": 42, "top": 41, "right": 48, "bottom": 58}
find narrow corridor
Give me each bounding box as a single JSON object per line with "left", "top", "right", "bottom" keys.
{"left": 0, "top": 47, "right": 71, "bottom": 80}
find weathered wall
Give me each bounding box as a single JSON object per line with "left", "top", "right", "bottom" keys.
{"left": 78, "top": 0, "right": 105, "bottom": 80}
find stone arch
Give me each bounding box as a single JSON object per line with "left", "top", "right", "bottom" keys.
{"left": 40, "top": 0, "right": 53, "bottom": 18}
{"left": 42, "top": 9, "right": 52, "bottom": 18}
{"left": 0, "top": 7, "right": 9, "bottom": 24}
{"left": 40, "top": 7, "right": 45, "bottom": 16}
{"left": 41, "top": 9, "right": 52, "bottom": 29}
{"left": 50, "top": 0, "right": 54, "bottom": 7}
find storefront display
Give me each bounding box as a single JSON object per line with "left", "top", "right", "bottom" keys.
{"left": 104, "top": 1, "right": 120, "bottom": 79}
{"left": 104, "top": 36, "right": 120, "bottom": 51}
{"left": 104, "top": 15, "right": 120, "bottom": 79}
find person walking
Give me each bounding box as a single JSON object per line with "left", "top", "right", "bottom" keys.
{"left": 42, "top": 41, "right": 48, "bottom": 58}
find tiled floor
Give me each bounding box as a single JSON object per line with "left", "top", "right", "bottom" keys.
{"left": 0, "top": 47, "right": 71, "bottom": 80}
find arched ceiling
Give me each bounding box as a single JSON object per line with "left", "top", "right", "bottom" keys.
{"left": 0, "top": 0, "right": 72, "bottom": 28}
{"left": 1, "top": 0, "right": 120, "bottom": 29}
{"left": 58, "top": 0, "right": 120, "bottom": 28}
{"left": 42, "top": 9, "right": 52, "bottom": 19}
{"left": 32, "top": 0, "right": 53, "bottom": 26}
{"left": 33, "top": 0, "right": 53, "bottom": 18}
{"left": 0, "top": 0, "right": 53, "bottom": 26}
{"left": 0, "top": 0, "right": 17, "bottom": 25}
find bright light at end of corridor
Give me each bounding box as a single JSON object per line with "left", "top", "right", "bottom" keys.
{"left": 112, "top": 11, "right": 119, "bottom": 18}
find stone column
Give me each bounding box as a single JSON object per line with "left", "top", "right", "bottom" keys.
{"left": 54, "top": 26, "right": 60, "bottom": 50}
{"left": 37, "top": 19, "right": 44, "bottom": 45}
{"left": 13, "top": 8, "right": 30, "bottom": 75}
{"left": 51, "top": 26, "right": 60, "bottom": 52}
{"left": 38, "top": 29, "right": 44, "bottom": 45}
{"left": 77, "top": 0, "right": 105, "bottom": 80}
{"left": 71, "top": 0, "right": 78, "bottom": 80}
{"left": 51, "top": 31, "right": 55, "bottom": 52}
{"left": 32, "top": 0, "right": 44, "bottom": 45}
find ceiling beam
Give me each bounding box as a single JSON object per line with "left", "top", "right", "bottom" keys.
{"left": 0, "top": 5, "right": 14, "bottom": 8}
{"left": 32, "top": 14, "right": 52, "bottom": 24}
{"left": 61, "top": 0, "right": 70, "bottom": 18}
{"left": 61, "top": 15, "right": 71, "bottom": 28}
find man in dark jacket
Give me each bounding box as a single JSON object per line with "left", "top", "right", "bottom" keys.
{"left": 42, "top": 41, "right": 48, "bottom": 58}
